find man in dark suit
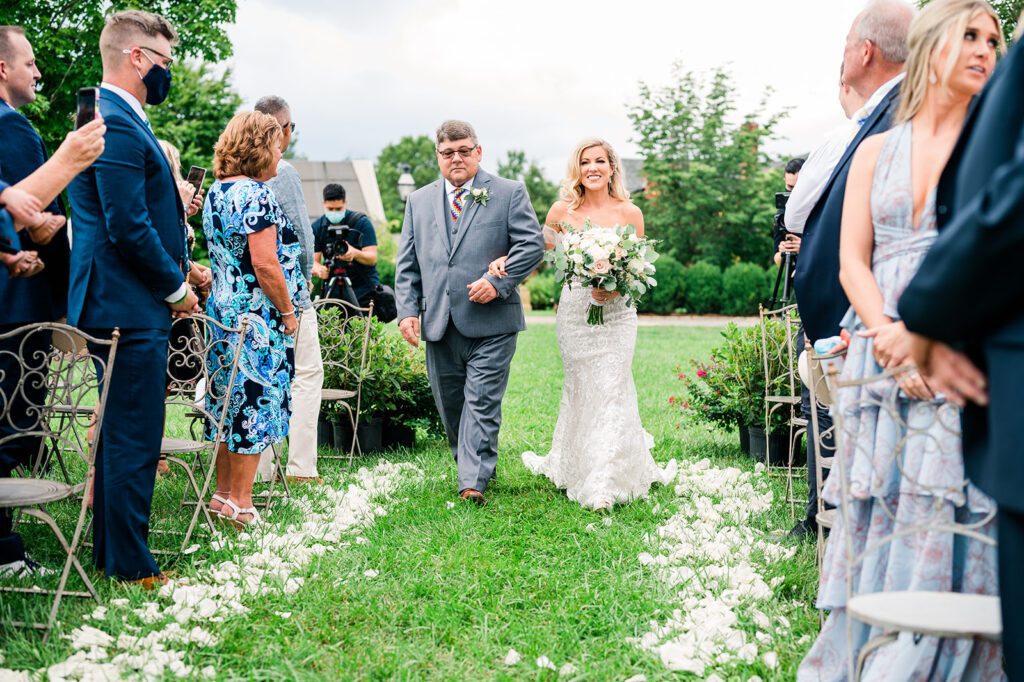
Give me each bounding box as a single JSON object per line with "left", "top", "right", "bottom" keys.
{"left": 899, "top": 32, "right": 1024, "bottom": 679}
{"left": 0, "top": 26, "right": 105, "bottom": 575}
{"left": 788, "top": 0, "right": 914, "bottom": 539}
{"left": 68, "top": 10, "right": 198, "bottom": 587}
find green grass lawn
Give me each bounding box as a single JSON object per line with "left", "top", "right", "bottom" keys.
{"left": 1, "top": 323, "right": 819, "bottom": 680}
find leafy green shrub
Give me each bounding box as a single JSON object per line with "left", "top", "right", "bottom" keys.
{"left": 682, "top": 261, "right": 723, "bottom": 314}
{"left": 377, "top": 257, "right": 396, "bottom": 288}
{"left": 525, "top": 271, "right": 560, "bottom": 310}
{"left": 722, "top": 262, "right": 768, "bottom": 315}
{"left": 638, "top": 255, "right": 685, "bottom": 314}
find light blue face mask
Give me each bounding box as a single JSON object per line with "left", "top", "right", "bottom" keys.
{"left": 324, "top": 210, "right": 347, "bottom": 224}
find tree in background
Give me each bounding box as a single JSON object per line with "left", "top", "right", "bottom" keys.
{"left": 919, "top": 0, "right": 1022, "bottom": 40}
{"left": 1, "top": 0, "right": 238, "bottom": 153}
{"left": 375, "top": 135, "right": 440, "bottom": 223}
{"left": 628, "top": 64, "right": 787, "bottom": 269}
{"left": 497, "top": 150, "right": 560, "bottom": 221}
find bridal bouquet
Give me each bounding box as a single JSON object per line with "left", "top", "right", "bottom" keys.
{"left": 547, "top": 221, "right": 659, "bottom": 325}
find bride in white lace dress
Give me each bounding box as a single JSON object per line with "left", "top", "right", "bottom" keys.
{"left": 490, "top": 139, "right": 677, "bottom": 511}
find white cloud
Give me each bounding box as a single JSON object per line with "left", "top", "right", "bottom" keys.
{"left": 226, "top": 0, "right": 868, "bottom": 177}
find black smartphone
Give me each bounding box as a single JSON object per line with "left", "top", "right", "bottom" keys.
{"left": 185, "top": 166, "right": 207, "bottom": 202}
{"left": 75, "top": 87, "right": 99, "bottom": 130}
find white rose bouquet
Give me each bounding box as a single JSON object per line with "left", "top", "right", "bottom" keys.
{"left": 546, "top": 220, "right": 659, "bottom": 325}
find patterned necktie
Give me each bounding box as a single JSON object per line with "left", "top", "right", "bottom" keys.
{"left": 451, "top": 187, "right": 468, "bottom": 223}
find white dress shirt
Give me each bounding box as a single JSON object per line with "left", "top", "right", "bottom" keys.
{"left": 100, "top": 82, "right": 188, "bottom": 303}
{"left": 785, "top": 73, "right": 905, "bottom": 234}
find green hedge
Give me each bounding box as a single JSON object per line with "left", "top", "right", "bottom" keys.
{"left": 682, "top": 261, "right": 723, "bottom": 314}
{"left": 722, "top": 262, "right": 768, "bottom": 316}
{"left": 638, "top": 255, "right": 686, "bottom": 314}
{"left": 525, "top": 271, "right": 560, "bottom": 310}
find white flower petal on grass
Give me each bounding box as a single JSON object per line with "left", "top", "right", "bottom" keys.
{"left": 602, "top": 517, "right": 613, "bottom": 526}
{"left": 275, "top": 612, "right": 291, "bottom": 619}
{"left": 559, "top": 663, "right": 577, "bottom": 676}
{"left": 503, "top": 649, "right": 522, "bottom": 665}
{"left": 763, "top": 651, "right": 779, "bottom": 669}
{"left": 623, "top": 676, "right": 648, "bottom": 682}
{"left": 201, "top": 666, "right": 217, "bottom": 677}
{"left": 536, "top": 656, "right": 557, "bottom": 670}
{"left": 182, "top": 544, "right": 201, "bottom": 555}
{"left": 363, "top": 569, "right": 379, "bottom": 579}
{"left": 446, "top": 501, "right": 456, "bottom": 509}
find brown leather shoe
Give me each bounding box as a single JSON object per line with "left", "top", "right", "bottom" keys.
{"left": 285, "top": 475, "right": 324, "bottom": 485}
{"left": 121, "top": 573, "right": 170, "bottom": 590}
{"left": 459, "top": 488, "right": 486, "bottom": 506}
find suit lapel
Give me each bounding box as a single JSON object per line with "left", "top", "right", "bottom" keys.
{"left": 432, "top": 179, "right": 451, "bottom": 255}
{"left": 450, "top": 169, "right": 491, "bottom": 257}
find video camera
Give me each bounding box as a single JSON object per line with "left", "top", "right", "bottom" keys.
{"left": 321, "top": 224, "right": 364, "bottom": 308}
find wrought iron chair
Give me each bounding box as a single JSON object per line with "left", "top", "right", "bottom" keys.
{"left": 313, "top": 298, "right": 374, "bottom": 461}
{"left": 156, "top": 314, "right": 253, "bottom": 550}
{"left": 758, "top": 303, "right": 807, "bottom": 518}
{"left": 828, "top": 366, "right": 1001, "bottom": 680}
{"left": 0, "top": 323, "right": 120, "bottom": 641}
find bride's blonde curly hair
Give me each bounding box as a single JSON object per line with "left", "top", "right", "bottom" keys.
{"left": 560, "top": 138, "right": 630, "bottom": 211}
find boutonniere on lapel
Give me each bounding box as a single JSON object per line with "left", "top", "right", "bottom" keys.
{"left": 470, "top": 187, "right": 490, "bottom": 206}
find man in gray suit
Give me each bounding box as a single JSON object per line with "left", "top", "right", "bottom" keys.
{"left": 395, "top": 120, "right": 544, "bottom": 505}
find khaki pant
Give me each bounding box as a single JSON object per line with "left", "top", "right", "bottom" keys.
{"left": 258, "top": 307, "right": 323, "bottom": 480}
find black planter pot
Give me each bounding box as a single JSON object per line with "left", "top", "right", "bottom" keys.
{"left": 747, "top": 425, "right": 806, "bottom": 466}
{"left": 383, "top": 420, "right": 416, "bottom": 450}
{"left": 336, "top": 415, "right": 385, "bottom": 455}
{"left": 738, "top": 423, "right": 751, "bottom": 455}
{"left": 317, "top": 415, "right": 334, "bottom": 449}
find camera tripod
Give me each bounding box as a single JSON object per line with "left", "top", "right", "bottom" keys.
{"left": 770, "top": 251, "right": 796, "bottom": 309}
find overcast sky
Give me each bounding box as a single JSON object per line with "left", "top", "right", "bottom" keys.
{"left": 225, "top": 0, "right": 870, "bottom": 179}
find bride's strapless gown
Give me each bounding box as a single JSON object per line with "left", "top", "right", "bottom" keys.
{"left": 522, "top": 280, "right": 677, "bottom": 510}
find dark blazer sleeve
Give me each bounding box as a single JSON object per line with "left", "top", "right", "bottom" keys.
{"left": 93, "top": 115, "right": 184, "bottom": 298}
{"left": 900, "top": 124, "right": 1024, "bottom": 340}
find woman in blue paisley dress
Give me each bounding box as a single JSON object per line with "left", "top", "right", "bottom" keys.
{"left": 202, "top": 111, "right": 304, "bottom": 527}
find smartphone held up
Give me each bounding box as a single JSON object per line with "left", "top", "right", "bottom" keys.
{"left": 75, "top": 87, "right": 99, "bottom": 130}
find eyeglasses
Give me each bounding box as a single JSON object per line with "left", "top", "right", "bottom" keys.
{"left": 124, "top": 45, "right": 175, "bottom": 68}
{"left": 288, "top": 122, "right": 296, "bottom": 133}
{"left": 436, "top": 145, "right": 478, "bottom": 161}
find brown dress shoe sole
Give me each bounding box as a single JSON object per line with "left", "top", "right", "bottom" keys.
{"left": 459, "top": 489, "right": 486, "bottom": 506}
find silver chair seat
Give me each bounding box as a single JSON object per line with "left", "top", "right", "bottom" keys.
{"left": 766, "top": 395, "right": 801, "bottom": 405}
{"left": 0, "top": 478, "right": 73, "bottom": 507}
{"left": 816, "top": 508, "right": 837, "bottom": 529}
{"left": 322, "top": 388, "right": 356, "bottom": 401}
{"left": 848, "top": 591, "right": 1001, "bottom": 641}
{"left": 161, "top": 437, "right": 207, "bottom": 454}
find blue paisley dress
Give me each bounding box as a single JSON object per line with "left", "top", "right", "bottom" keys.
{"left": 203, "top": 179, "right": 305, "bottom": 454}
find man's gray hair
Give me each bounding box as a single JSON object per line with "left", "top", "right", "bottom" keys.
{"left": 857, "top": 0, "right": 915, "bottom": 63}
{"left": 0, "top": 26, "right": 26, "bottom": 63}
{"left": 254, "top": 95, "right": 290, "bottom": 118}
{"left": 436, "top": 120, "right": 478, "bottom": 145}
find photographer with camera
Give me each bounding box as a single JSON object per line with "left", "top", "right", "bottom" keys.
{"left": 768, "top": 158, "right": 804, "bottom": 307}
{"left": 312, "top": 183, "right": 380, "bottom": 308}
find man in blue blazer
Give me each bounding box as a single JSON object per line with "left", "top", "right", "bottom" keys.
{"left": 788, "top": 0, "right": 913, "bottom": 539}
{"left": 899, "top": 33, "right": 1024, "bottom": 679}
{"left": 68, "top": 10, "right": 198, "bottom": 586}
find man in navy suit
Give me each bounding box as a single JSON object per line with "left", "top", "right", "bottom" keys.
{"left": 0, "top": 26, "right": 106, "bottom": 576}
{"left": 68, "top": 10, "right": 198, "bottom": 586}
{"left": 899, "top": 32, "right": 1024, "bottom": 679}
{"left": 788, "top": 0, "right": 914, "bottom": 539}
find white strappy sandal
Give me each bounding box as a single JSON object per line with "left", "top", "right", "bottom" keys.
{"left": 218, "top": 498, "right": 263, "bottom": 530}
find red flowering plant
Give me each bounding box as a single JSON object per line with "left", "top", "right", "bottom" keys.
{"left": 671, "top": 322, "right": 791, "bottom": 433}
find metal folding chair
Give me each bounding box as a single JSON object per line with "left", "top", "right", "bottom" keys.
{"left": 0, "top": 323, "right": 120, "bottom": 641}
{"left": 758, "top": 303, "right": 807, "bottom": 518}
{"left": 156, "top": 314, "right": 253, "bottom": 551}
{"left": 313, "top": 298, "right": 374, "bottom": 461}
{"left": 829, "top": 366, "right": 1001, "bottom": 680}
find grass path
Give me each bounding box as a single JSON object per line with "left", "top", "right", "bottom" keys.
{"left": 1, "top": 323, "right": 819, "bottom": 680}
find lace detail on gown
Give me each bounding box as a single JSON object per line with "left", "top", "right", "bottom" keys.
{"left": 522, "top": 275, "right": 677, "bottom": 510}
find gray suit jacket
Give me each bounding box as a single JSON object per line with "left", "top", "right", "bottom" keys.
{"left": 395, "top": 168, "right": 545, "bottom": 342}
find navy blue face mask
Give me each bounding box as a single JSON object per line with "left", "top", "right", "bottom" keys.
{"left": 138, "top": 51, "right": 172, "bottom": 106}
